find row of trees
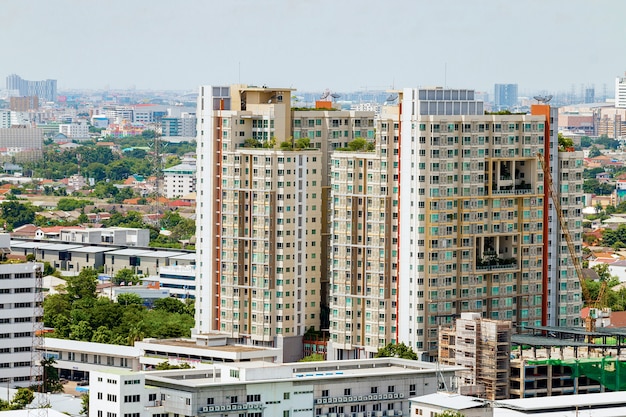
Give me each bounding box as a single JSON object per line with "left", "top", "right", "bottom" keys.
{"left": 43, "top": 268, "right": 194, "bottom": 345}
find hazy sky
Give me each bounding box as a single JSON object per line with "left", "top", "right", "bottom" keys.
{"left": 2, "top": 0, "right": 626, "bottom": 94}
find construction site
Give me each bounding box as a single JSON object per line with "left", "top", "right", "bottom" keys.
{"left": 439, "top": 312, "right": 626, "bottom": 401}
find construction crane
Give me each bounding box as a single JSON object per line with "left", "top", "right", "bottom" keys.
{"left": 537, "top": 152, "right": 606, "bottom": 332}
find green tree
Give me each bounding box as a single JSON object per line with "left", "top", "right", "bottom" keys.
{"left": 588, "top": 145, "right": 602, "bottom": 158}
{"left": 0, "top": 200, "right": 37, "bottom": 230}
{"left": 375, "top": 342, "right": 418, "bottom": 360}
{"left": 69, "top": 320, "right": 94, "bottom": 341}
{"left": 113, "top": 268, "right": 139, "bottom": 285}
{"left": 117, "top": 293, "right": 144, "bottom": 306}
{"left": 41, "top": 357, "right": 64, "bottom": 393}
{"left": 558, "top": 133, "right": 574, "bottom": 150}
{"left": 9, "top": 388, "right": 34, "bottom": 410}
{"left": 580, "top": 136, "right": 592, "bottom": 148}
{"left": 153, "top": 297, "right": 187, "bottom": 314}
{"left": 65, "top": 268, "right": 98, "bottom": 301}
{"left": 57, "top": 198, "right": 91, "bottom": 211}
{"left": 80, "top": 393, "right": 89, "bottom": 416}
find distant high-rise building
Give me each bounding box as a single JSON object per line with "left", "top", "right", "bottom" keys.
{"left": 585, "top": 87, "right": 595, "bottom": 104}
{"left": 9, "top": 96, "right": 39, "bottom": 112}
{"left": 6, "top": 74, "right": 57, "bottom": 103}
{"left": 616, "top": 73, "right": 626, "bottom": 108}
{"left": 494, "top": 83, "right": 518, "bottom": 109}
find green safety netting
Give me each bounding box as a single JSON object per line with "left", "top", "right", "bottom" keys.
{"left": 526, "top": 357, "right": 626, "bottom": 391}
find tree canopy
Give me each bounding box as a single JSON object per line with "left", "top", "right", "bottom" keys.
{"left": 43, "top": 267, "right": 194, "bottom": 345}
{"left": 375, "top": 342, "right": 418, "bottom": 360}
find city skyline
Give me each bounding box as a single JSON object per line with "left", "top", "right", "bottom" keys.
{"left": 2, "top": 0, "right": 625, "bottom": 93}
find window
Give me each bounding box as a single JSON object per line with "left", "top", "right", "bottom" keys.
{"left": 322, "top": 390, "right": 329, "bottom": 397}
{"left": 124, "top": 395, "right": 140, "bottom": 403}
{"left": 387, "top": 385, "right": 395, "bottom": 393}
{"left": 107, "top": 394, "right": 117, "bottom": 402}
{"left": 343, "top": 388, "right": 351, "bottom": 396}
{"left": 97, "top": 393, "right": 103, "bottom": 400}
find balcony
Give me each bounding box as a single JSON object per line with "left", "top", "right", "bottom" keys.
{"left": 476, "top": 257, "right": 518, "bottom": 271}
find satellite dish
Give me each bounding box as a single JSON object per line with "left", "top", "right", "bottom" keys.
{"left": 330, "top": 93, "right": 341, "bottom": 100}
{"left": 533, "top": 95, "right": 553, "bottom": 104}
{"left": 386, "top": 94, "right": 398, "bottom": 102}
{"left": 320, "top": 89, "right": 330, "bottom": 100}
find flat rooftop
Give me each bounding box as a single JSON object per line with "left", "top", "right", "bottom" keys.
{"left": 138, "top": 339, "right": 270, "bottom": 353}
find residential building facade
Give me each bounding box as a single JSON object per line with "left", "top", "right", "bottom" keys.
{"left": 163, "top": 159, "right": 197, "bottom": 199}
{"left": 396, "top": 89, "right": 583, "bottom": 359}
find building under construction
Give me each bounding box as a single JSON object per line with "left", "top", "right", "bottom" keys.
{"left": 509, "top": 325, "right": 626, "bottom": 398}
{"left": 439, "top": 312, "right": 512, "bottom": 400}
{"left": 440, "top": 315, "right": 626, "bottom": 400}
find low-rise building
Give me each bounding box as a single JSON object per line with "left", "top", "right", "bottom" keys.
{"left": 163, "top": 159, "right": 196, "bottom": 199}
{"left": 61, "top": 227, "right": 150, "bottom": 247}
{"left": 88, "top": 358, "right": 462, "bottom": 417}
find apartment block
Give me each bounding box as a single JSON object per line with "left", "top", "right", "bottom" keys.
{"left": 397, "top": 89, "right": 583, "bottom": 359}
{"left": 196, "top": 84, "right": 584, "bottom": 363}
{"left": 163, "top": 159, "right": 197, "bottom": 199}
{"left": 196, "top": 85, "right": 377, "bottom": 360}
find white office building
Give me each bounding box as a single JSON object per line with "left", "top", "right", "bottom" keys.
{"left": 89, "top": 358, "right": 462, "bottom": 417}
{"left": 0, "top": 259, "right": 43, "bottom": 387}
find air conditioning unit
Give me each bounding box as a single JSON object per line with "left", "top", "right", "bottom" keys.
{"left": 393, "top": 393, "right": 399, "bottom": 399}
{"left": 368, "top": 395, "right": 373, "bottom": 400}
{"left": 396, "top": 411, "right": 403, "bottom": 416}
{"left": 387, "top": 411, "right": 396, "bottom": 416}
{"left": 316, "top": 399, "right": 323, "bottom": 404}
{"left": 323, "top": 398, "right": 328, "bottom": 404}
{"left": 399, "top": 393, "right": 404, "bottom": 398}
{"left": 226, "top": 405, "right": 231, "bottom": 411}
{"left": 376, "top": 412, "right": 384, "bottom": 417}
{"left": 382, "top": 394, "right": 388, "bottom": 400}
{"left": 201, "top": 407, "right": 209, "bottom": 412}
